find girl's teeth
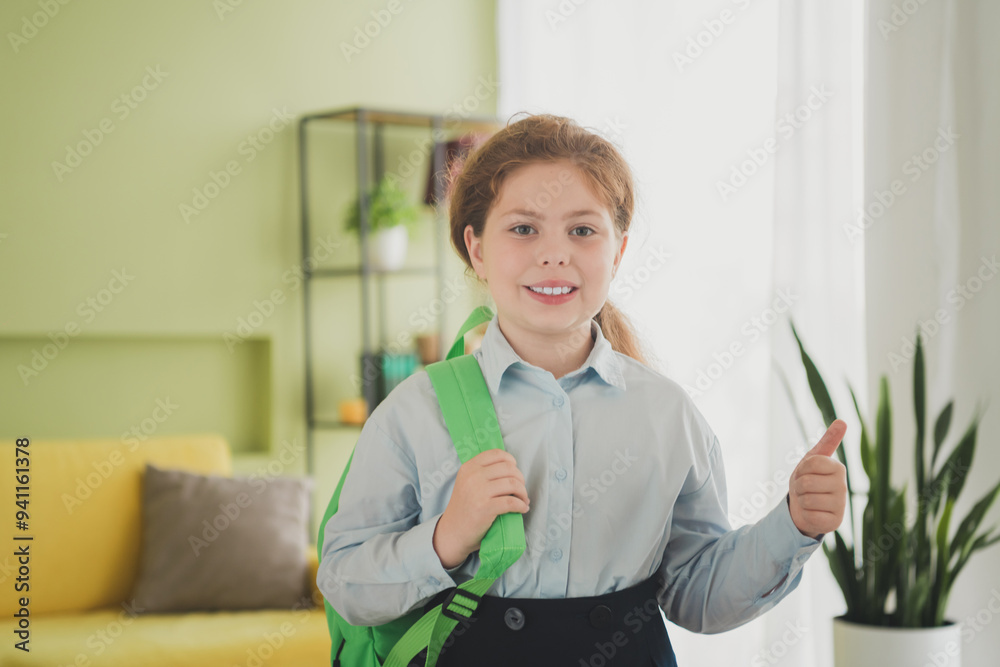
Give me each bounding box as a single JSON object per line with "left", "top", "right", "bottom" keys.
{"left": 530, "top": 286, "right": 573, "bottom": 295}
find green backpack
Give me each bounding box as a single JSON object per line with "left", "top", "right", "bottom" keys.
{"left": 317, "top": 305, "right": 527, "bottom": 667}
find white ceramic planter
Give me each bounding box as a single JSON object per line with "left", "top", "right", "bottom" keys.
{"left": 367, "top": 225, "right": 408, "bottom": 271}
{"left": 833, "top": 616, "right": 962, "bottom": 667}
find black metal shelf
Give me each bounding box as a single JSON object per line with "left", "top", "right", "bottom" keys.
{"left": 311, "top": 419, "right": 363, "bottom": 430}
{"left": 298, "top": 106, "right": 502, "bottom": 480}
{"left": 309, "top": 265, "right": 438, "bottom": 278}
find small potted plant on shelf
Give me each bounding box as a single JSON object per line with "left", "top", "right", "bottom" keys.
{"left": 786, "top": 323, "right": 1000, "bottom": 667}
{"left": 345, "top": 175, "right": 423, "bottom": 271}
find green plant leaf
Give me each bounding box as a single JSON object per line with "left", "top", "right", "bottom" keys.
{"left": 789, "top": 321, "right": 838, "bottom": 426}
{"left": 824, "top": 537, "right": 854, "bottom": 617}
{"left": 950, "top": 529, "right": 1000, "bottom": 594}
{"left": 942, "top": 417, "right": 980, "bottom": 503}
{"left": 849, "top": 383, "right": 875, "bottom": 482}
{"left": 914, "top": 331, "right": 926, "bottom": 493}
{"left": 949, "top": 480, "right": 1000, "bottom": 564}
{"left": 874, "top": 375, "right": 892, "bottom": 600}
{"left": 344, "top": 175, "right": 422, "bottom": 236}
{"left": 904, "top": 571, "right": 931, "bottom": 627}
{"left": 933, "top": 497, "right": 955, "bottom": 624}
{"left": 789, "top": 320, "right": 855, "bottom": 545}
{"left": 932, "top": 401, "right": 953, "bottom": 471}
{"left": 879, "top": 487, "right": 908, "bottom": 613}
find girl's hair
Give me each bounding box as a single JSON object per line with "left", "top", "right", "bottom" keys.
{"left": 448, "top": 112, "right": 652, "bottom": 367}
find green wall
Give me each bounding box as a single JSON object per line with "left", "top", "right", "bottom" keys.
{"left": 0, "top": 0, "right": 497, "bottom": 535}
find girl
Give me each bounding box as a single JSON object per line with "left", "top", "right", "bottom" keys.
{"left": 319, "top": 113, "right": 848, "bottom": 666}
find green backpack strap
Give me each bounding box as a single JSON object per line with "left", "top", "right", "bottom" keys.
{"left": 445, "top": 304, "right": 495, "bottom": 360}
{"left": 383, "top": 305, "right": 526, "bottom": 667}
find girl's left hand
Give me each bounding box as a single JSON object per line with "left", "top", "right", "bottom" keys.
{"left": 788, "top": 419, "right": 848, "bottom": 540}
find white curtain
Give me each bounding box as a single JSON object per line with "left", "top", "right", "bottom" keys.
{"left": 498, "top": 1, "right": 864, "bottom": 665}
{"left": 864, "top": 2, "right": 1000, "bottom": 667}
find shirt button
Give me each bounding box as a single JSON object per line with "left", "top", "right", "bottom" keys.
{"left": 428, "top": 577, "right": 440, "bottom": 586}
{"left": 589, "top": 604, "right": 613, "bottom": 629}
{"left": 555, "top": 468, "right": 567, "bottom": 481}
{"left": 550, "top": 549, "right": 563, "bottom": 561}
{"left": 504, "top": 607, "right": 526, "bottom": 631}
{"left": 552, "top": 395, "right": 565, "bottom": 407}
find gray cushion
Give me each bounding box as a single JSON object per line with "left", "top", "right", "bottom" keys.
{"left": 131, "top": 463, "right": 313, "bottom": 612}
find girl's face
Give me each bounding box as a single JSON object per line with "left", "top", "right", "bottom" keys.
{"left": 465, "top": 160, "right": 628, "bottom": 347}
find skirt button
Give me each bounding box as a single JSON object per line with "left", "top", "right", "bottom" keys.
{"left": 504, "top": 606, "right": 526, "bottom": 631}
{"left": 589, "top": 604, "right": 613, "bottom": 629}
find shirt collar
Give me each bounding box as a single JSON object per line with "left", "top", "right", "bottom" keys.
{"left": 477, "top": 312, "right": 627, "bottom": 394}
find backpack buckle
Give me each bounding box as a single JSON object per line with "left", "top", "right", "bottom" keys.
{"left": 440, "top": 586, "right": 482, "bottom": 621}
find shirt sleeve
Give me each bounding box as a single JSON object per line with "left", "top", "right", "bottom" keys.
{"left": 316, "top": 418, "right": 460, "bottom": 626}
{"left": 655, "top": 433, "right": 824, "bottom": 634}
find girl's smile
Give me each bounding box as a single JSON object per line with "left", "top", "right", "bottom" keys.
{"left": 524, "top": 280, "right": 578, "bottom": 304}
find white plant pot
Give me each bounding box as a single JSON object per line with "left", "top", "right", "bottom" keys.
{"left": 833, "top": 617, "right": 962, "bottom": 667}
{"left": 367, "top": 225, "right": 408, "bottom": 272}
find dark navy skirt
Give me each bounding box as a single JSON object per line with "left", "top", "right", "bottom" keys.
{"left": 407, "top": 576, "right": 678, "bottom": 667}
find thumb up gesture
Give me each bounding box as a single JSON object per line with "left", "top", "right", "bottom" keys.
{"left": 788, "top": 419, "right": 848, "bottom": 540}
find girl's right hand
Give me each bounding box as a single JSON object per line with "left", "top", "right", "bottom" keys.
{"left": 432, "top": 449, "right": 530, "bottom": 569}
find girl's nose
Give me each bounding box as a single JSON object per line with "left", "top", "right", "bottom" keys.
{"left": 537, "top": 237, "right": 570, "bottom": 266}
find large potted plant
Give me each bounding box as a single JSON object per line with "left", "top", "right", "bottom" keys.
{"left": 786, "top": 324, "right": 1000, "bottom": 667}
{"left": 345, "top": 175, "right": 422, "bottom": 271}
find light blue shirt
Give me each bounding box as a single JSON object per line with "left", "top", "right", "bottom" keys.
{"left": 318, "top": 312, "right": 823, "bottom": 632}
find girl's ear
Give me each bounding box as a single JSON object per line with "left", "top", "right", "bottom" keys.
{"left": 464, "top": 224, "right": 485, "bottom": 279}
{"left": 613, "top": 231, "right": 629, "bottom": 274}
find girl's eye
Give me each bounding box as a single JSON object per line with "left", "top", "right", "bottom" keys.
{"left": 510, "top": 225, "right": 596, "bottom": 236}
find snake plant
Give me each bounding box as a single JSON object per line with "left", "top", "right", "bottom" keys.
{"left": 784, "top": 323, "right": 1000, "bottom": 627}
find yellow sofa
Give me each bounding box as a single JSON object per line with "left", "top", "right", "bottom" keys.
{"left": 0, "top": 434, "right": 331, "bottom": 666}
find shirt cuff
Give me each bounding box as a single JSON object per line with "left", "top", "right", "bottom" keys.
{"left": 407, "top": 511, "right": 461, "bottom": 599}
{"left": 750, "top": 494, "right": 823, "bottom": 601}
{"left": 770, "top": 493, "right": 825, "bottom": 552}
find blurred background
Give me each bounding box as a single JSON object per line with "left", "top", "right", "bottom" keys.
{"left": 1, "top": 1, "right": 998, "bottom": 665}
